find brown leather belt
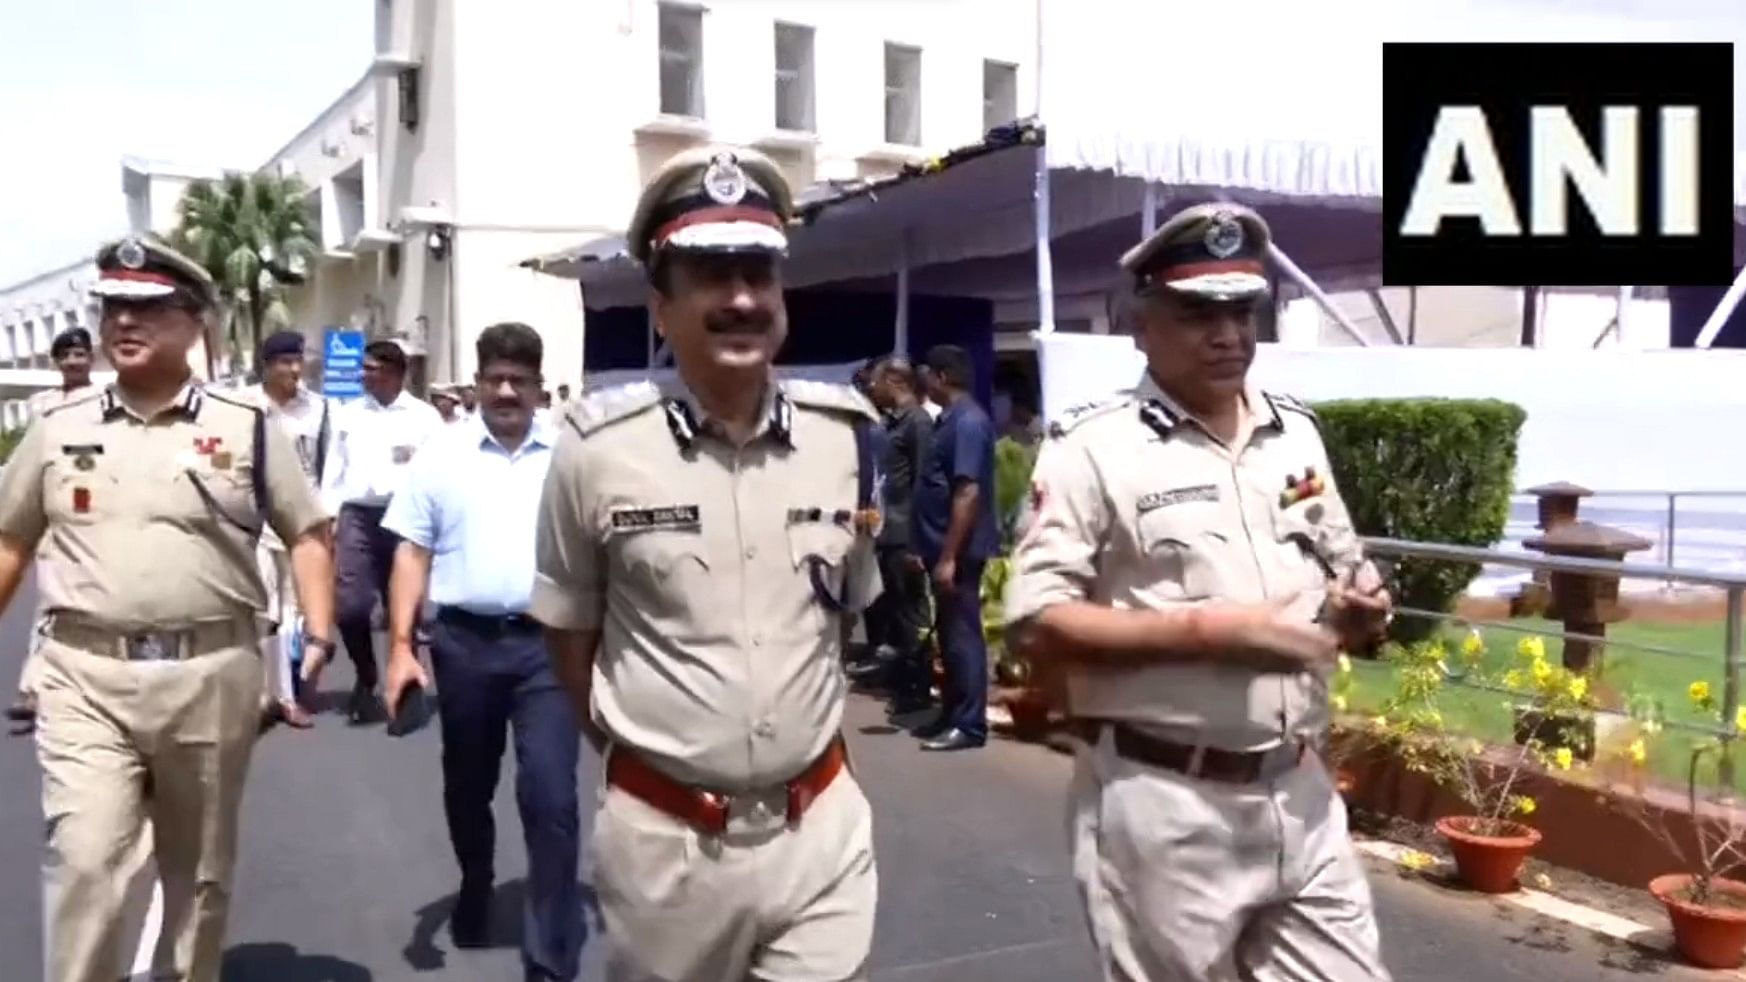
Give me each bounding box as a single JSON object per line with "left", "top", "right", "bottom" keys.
{"left": 1073, "top": 719, "right": 1305, "bottom": 785}
{"left": 607, "top": 737, "right": 848, "bottom": 835}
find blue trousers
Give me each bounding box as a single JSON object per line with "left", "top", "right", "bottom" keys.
{"left": 936, "top": 558, "right": 988, "bottom": 741}
{"left": 430, "top": 610, "right": 583, "bottom": 981}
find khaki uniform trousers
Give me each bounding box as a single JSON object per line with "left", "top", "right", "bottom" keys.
{"left": 255, "top": 542, "right": 298, "bottom": 705}
{"left": 1069, "top": 730, "right": 1391, "bottom": 982}
{"left": 16, "top": 609, "right": 47, "bottom": 697}
{"left": 35, "top": 636, "right": 263, "bottom": 982}
{"left": 591, "top": 763, "right": 878, "bottom": 982}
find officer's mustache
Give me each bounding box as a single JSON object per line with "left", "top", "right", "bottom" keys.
{"left": 704, "top": 310, "right": 772, "bottom": 335}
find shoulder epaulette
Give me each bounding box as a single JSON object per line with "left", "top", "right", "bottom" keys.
{"left": 202, "top": 388, "right": 266, "bottom": 418}
{"left": 780, "top": 379, "right": 879, "bottom": 422}
{"left": 1046, "top": 394, "right": 1132, "bottom": 439}
{"left": 1267, "top": 391, "right": 1317, "bottom": 420}
{"left": 566, "top": 381, "right": 663, "bottom": 436}
{"left": 40, "top": 389, "right": 104, "bottom": 418}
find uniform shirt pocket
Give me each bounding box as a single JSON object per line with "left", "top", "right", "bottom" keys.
{"left": 787, "top": 521, "right": 857, "bottom": 619}
{"left": 1135, "top": 505, "right": 1225, "bottom": 601}
{"left": 45, "top": 459, "right": 119, "bottom": 525}
{"left": 612, "top": 528, "right": 711, "bottom": 623}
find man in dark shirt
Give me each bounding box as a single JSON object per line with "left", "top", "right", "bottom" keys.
{"left": 866, "top": 357, "right": 934, "bottom": 715}
{"left": 912, "top": 345, "right": 998, "bottom": 752}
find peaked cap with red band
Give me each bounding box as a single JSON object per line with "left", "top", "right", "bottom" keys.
{"left": 1120, "top": 202, "right": 1272, "bottom": 302}
{"left": 90, "top": 235, "right": 218, "bottom": 309}
{"left": 626, "top": 145, "right": 794, "bottom": 266}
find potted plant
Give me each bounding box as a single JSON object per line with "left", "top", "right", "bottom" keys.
{"left": 982, "top": 557, "right": 1053, "bottom": 740}
{"left": 1590, "top": 682, "right": 1746, "bottom": 969}
{"left": 1326, "top": 653, "right": 1362, "bottom": 798}
{"left": 1371, "top": 631, "right": 1592, "bottom": 893}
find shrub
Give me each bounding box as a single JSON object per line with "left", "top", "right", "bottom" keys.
{"left": 0, "top": 427, "right": 24, "bottom": 464}
{"left": 1313, "top": 398, "right": 1526, "bottom": 642}
{"left": 992, "top": 436, "right": 1038, "bottom": 548}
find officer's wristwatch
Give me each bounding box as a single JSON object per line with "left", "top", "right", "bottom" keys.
{"left": 302, "top": 633, "right": 337, "bottom": 655}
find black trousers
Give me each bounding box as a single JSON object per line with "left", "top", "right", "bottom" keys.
{"left": 874, "top": 545, "right": 933, "bottom": 703}
{"left": 430, "top": 608, "right": 583, "bottom": 981}
{"left": 334, "top": 503, "right": 396, "bottom": 688}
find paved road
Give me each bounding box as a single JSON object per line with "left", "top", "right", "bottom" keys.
{"left": 0, "top": 573, "right": 1721, "bottom": 980}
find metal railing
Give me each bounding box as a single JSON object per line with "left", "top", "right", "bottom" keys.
{"left": 1509, "top": 488, "right": 1746, "bottom": 572}
{"left": 1360, "top": 536, "right": 1746, "bottom": 783}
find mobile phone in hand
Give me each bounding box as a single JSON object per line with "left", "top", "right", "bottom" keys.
{"left": 387, "top": 681, "right": 433, "bottom": 738}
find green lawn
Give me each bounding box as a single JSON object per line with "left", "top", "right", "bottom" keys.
{"left": 1345, "top": 614, "right": 1742, "bottom": 790}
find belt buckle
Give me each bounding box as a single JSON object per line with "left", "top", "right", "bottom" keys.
{"left": 125, "top": 632, "right": 177, "bottom": 662}
{"left": 696, "top": 790, "right": 730, "bottom": 835}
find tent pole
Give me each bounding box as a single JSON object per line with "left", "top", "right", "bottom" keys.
{"left": 1032, "top": 0, "right": 1055, "bottom": 334}
{"left": 1695, "top": 263, "right": 1746, "bottom": 348}
{"left": 1266, "top": 243, "right": 1369, "bottom": 347}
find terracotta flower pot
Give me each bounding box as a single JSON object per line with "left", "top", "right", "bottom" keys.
{"left": 1435, "top": 816, "right": 1542, "bottom": 894}
{"left": 1649, "top": 873, "right": 1746, "bottom": 969}
{"left": 1006, "top": 690, "right": 1051, "bottom": 740}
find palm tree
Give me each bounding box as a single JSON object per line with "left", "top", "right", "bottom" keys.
{"left": 170, "top": 171, "right": 318, "bottom": 370}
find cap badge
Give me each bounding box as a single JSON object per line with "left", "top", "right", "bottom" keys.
{"left": 116, "top": 238, "right": 148, "bottom": 270}
{"left": 1204, "top": 213, "right": 1244, "bottom": 259}
{"left": 702, "top": 152, "right": 748, "bottom": 206}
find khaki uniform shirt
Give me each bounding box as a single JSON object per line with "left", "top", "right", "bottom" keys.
{"left": 529, "top": 378, "right": 882, "bottom": 792}
{"left": 1004, "top": 373, "right": 1364, "bottom": 752}
{"left": 0, "top": 382, "right": 328, "bottom": 632}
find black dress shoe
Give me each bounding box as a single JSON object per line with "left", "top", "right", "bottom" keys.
{"left": 911, "top": 716, "right": 952, "bottom": 740}
{"left": 887, "top": 696, "right": 933, "bottom": 717}
{"left": 920, "top": 728, "right": 985, "bottom": 752}
{"left": 451, "top": 883, "right": 492, "bottom": 949}
{"left": 348, "top": 686, "right": 385, "bottom": 725}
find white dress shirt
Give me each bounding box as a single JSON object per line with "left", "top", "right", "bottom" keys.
{"left": 319, "top": 389, "right": 444, "bottom": 513}
{"left": 245, "top": 382, "right": 330, "bottom": 548}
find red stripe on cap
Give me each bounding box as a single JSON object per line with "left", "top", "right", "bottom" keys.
{"left": 1159, "top": 258, "right": 1265, "bottom": 283}
{"left": 652, "top": 205, "right": 784, "bottom": 248}
{"left": 101, "top": 269, "right": 179, "bottom": 287}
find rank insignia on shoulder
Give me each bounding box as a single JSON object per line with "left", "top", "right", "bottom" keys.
{"left": 611, "top": 504, "right": 701, "bottom": 532}
{"left": 1280, "top": 467, "right": 1326, "bottom": 508}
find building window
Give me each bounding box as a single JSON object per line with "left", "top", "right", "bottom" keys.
{"left": 773, "top": 22, "right": 815, "bottom": 133}
{"left": 883, "top": 43, "right": 922, "bottom": 146}
{"left": 983, "top": 60, "right": 1018, "bottom": 131}
{"left": 658, "top": 3, "right": 705, "bottom": 118}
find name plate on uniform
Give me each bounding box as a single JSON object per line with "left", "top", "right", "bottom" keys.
{"left": 610, "top": 505, "right": 701, "bottom": 532}
{"left": 1136, "top": 484, "right": 1220, "bottom": 514}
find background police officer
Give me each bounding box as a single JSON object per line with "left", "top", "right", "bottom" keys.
{"left": 1004, "top": 204, "right": 1394, "bottom": 981}
{"left": 7, "top": 326, "right": 98, "bottom": 733}
{"left": 530, "top": 145, "right": 882, "bottom": 982}
{"left": 0, "top": 235, "right": 335, "bottom": 982}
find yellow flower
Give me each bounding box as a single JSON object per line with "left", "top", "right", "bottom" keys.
{"left": 1735, "top": 706, "right": 1746, "bottom": 734}
{"left": 1553, "top": 747, "right": 1574, "bottom": 771}
{"left": 1427, "top": 710, "right": 1443, "bottom": 727}
{"left": 1332, "top": 694, "right": 1348, "bottom": 713}
{"left": 1370, "top": 715, "right": 1388, "bottom": 730}
{"left": 1568, "top": 676, "right": 1589, "bottom": 701}
{"left": 1469, "top": 739, "right": 1485, "bottom": 755}
{"left": 1461, "top": 629, "right": 1485, "bottom": 661}
{"left": 1531, "top": 659, "right": 1553, "bottom": 685}
{"left": 1502, "top": 669, "right": 1525, "bottom": 689}
{"left": 1337, "top": 653, "right": 1352, "bottom": 676}
{"left": 1690, "top": 680, "right": 1714, "bottom": 709}
{"left": 1517, "top": 796, "right": 1538, "bottom": 815}
{"left": 1517, "top": 636, "right": 1546, "bottom": 662}
{"left": 1399, "top": 850, "right": 1436, "bottom": 871}
{"left": 1627, "top": 738, "right": 1648, "bottom": 765}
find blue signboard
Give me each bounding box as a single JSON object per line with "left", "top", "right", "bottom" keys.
{"left": 321, "top": 328, "right": 366, "bottom": 400}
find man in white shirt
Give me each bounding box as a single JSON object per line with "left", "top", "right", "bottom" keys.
{"left": 432, "top": 385, "right": 466, "bottom": 425}
{"left": 309, "top": 339, "right": 442, "bottom": 722}
{"left": 246, "top": 330, "right": 331, "bottom": 729}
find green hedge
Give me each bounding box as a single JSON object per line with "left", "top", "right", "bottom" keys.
{"left": 0, "top": 427, "right": 24, "bottom": 465}
{"left": 1313, "top": 398, "right": 1526, "bottom": 642}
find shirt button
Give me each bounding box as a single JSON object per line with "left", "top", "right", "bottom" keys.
{"left": 751, "top": 635, "right": 763, "bottom": 647}
{"left": 744, "top": 546, "right": 757, "bottom": 560}
{"left": 754, "top": 719, "right": 775, "bottom": 738}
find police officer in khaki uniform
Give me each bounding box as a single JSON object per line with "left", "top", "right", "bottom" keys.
{"left": 1004, "top": 204, "right": 1394, "bottom": 982}
{"left": 0, "top": 235, "right": 335, "bottom": 982}
{"left": 8, "top": 326, "right": 98, "bottom": 733}
{"left": 530, "top": 146, "right": 882, "bottom": 982}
